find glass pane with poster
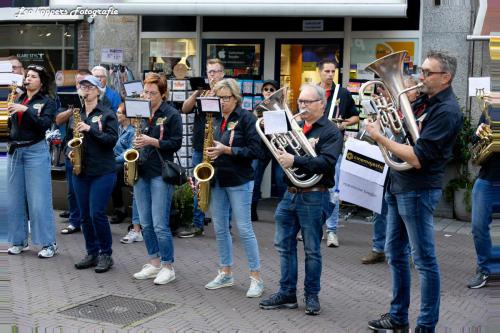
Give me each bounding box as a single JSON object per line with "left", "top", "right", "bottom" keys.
{"left": 275, "top": 39, "right": 343, "bottom": 113}
{"left": 141, "top": 38, "right": 197, "bottom": 79}
{"left": 349, "top": 38, "right": 419, "bottom": 104}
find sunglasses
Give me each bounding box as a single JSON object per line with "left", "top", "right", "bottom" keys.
{"left": 27, "top": 65, "right": 46, "bottom": 71}
{"left": 263, "top": 87, "right": 276, "bottom": 93}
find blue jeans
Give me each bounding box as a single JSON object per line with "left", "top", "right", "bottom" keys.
{"left": 471, "top": 178, "right": 500, "bottom": 274}
{"left": 325, "top": 157, "right": 341, "bottom": 233}
{"left": 372, "top": 197, "right": 388, "bottom": 253}
{"left": 131, "top": 194, "right": 140, "bottom": 225}
{"left": 210, "top": 180, "right": 261, "bottom": 271}
{"left": 65, "top": 157, "right": 81, "bottom": 228}
{"left": 8, "top": 140, "right": 56, "bottom": 247}
{"left": 252, "top": 156, "right": 286, "bottom": 203}
{"left": 134, "top": 176, "right": 175, "bottom": 264}
{"left": 385, "top": 189, "right": 442, "bottom": 329}
{"left": 274, "top": 190, "right": 332, "bottom": 296}
{"left": 73, "top": 172, "right": 116, "bottom": 255}
{"left": 192, "top": 150, "right": 205, "bottom": 229}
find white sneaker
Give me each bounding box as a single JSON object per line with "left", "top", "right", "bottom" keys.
{"left": 133, "top": 264, "right": 161, "bottom": 280}
{"left": 8, "top": 244, "right": 29, "bottom": 255}
{"left": 327, "top": 232, "right": 339, "bottom": 247}
{"left": 38, "top": 244, "right": 58, "bottom": 258}
{"left": 154, "top": 267, "right": 176, "bottom": 285}
{"left": 120, "top": 229, "right": 143, "bottom": 244}
{"left": 246, "top": 276, "right": 264, "bottom": 298}
{"left": 205, "top": 270, "right": 234, "bottom": 289}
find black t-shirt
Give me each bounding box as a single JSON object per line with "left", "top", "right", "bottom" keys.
{"left": 476, "top": 106, "right": 500, "bottom": 182}
{"left": 389, "top": 87, "right": 463, "bottom": 194}
{"left": 324, "top": 84, "right": 359, "bottom": 127}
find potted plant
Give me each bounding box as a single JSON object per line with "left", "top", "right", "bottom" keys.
{"left": 170, "top": 181, "right": 195, "bottom": 232}
{"left": 444, "top": 112, "right": 474, "bottom": 221}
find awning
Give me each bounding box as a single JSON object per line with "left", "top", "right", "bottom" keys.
{"left": 47, "top": 0, "right": 408, "bottom": 17}
{"left": 473, "top": 0, "right": 500, "bottom": 36}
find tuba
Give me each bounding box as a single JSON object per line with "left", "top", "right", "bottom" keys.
{"left": 124, "top": 117, "right": 141, "bottom": 186}
{"left": 193, "top": 112, "right": 215, "bottom": 212}
{"left": 67, "top": 106, "right": 83, "bottom": 175}
{"left": 471, "top": 89, "right": 500, "bottom": 165}
{"left": 255, "top": 87, "right": 323, "bottom": 188}
{"left": 358, "top": 51, "right": 422, "bottom": 171}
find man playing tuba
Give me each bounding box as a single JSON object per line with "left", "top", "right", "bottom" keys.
{"left": 364, "top": 51, "right": 463, "bottom": 332}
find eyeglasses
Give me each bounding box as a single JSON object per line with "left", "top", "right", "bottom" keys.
{"left": 80, "top": 85, "right": 97, "bottom": 90}
{"left": 12, "top": 65, "right": 23, "bottom": 69}
{"left": 207, "top": 69, "right": 223, "bottom": 75}
{"left": 94, "top": 75, "right": 106, "bottom": 79}
{"left": 217, "top": 95, "right": 233, "bottom": 102}
{"left": 143, "top": 90, "right": 159, "bottom": 96}
{"left": 418, "top": 68, "right": 447, "bottom": 78}
{"left": 27, "top": 65, "right": 45, "bottom": 71}
{"left": 263, "top": 88, "right": 276, "bottom": 93}
{"left": 297, "top": 99, "right": 321, "bottom": 106}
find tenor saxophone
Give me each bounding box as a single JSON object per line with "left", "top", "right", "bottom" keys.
{"left": 67, "top": 106, "right": 83, "bottom": 175}
{"left": 124, "top": 118, "right": 141, "bottom": 186}
{"left": 193, "top": 112, "right": 215, "bottom": 212}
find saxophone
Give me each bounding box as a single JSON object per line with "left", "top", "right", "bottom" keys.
{"left": 123, "top": 117, "right": 141, "bottom": 186}
{"left": 1, "top": 82, "right": 17, "bottom": 137}
{"left": 193, "top": 112, "right": 215, "bottom": 212}
{"left": 471, "top": 89, "right": 500, "bottom": 165}
{"left": 67, "top": 107, "right": 83, "bottom": 175}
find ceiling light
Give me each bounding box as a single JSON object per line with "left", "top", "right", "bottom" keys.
{"left": 46, "top": 32, "right": 51, "bottom": 37}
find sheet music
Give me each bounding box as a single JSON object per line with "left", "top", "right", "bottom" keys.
{"left": 263, "top": 110, "right": 287, "bottom": 135}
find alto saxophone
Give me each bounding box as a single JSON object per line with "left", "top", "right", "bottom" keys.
{"left": 1, "top": 82, "right": 17, "bottom": 137}
{"left": 67, "top": 106, "right": 83, "bottom": 175}
{"left": 193, "top": 112, "right": 215, "bottom": 212}
{"left": 124, "top": 117, "right": 141, "bottom": 186}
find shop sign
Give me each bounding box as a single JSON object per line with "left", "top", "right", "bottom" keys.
{"left": 302, "top": 20, "right": 324, "bottom": 32}
{"left": 101, "top": 48, "right": 124, "bottom": 64}
{"left": 211, "top": 45, "right": 256, "bottom": 69}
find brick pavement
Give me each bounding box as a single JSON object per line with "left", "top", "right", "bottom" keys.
{"left": 4, "top": 200, "right": 494, "bottom": 332}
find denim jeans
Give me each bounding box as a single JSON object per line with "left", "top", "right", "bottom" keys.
{"left": 385, "top": 189, "right": 442, "bottom": 329}
{"left": 274, "top": 190, "right": 332, "bottom": 296}
{"left": 471, "top": 178, "right": 500, "bottom": 274}
{"left": 134, "top": 176, "right": 175, "bottom": 264}
{"left": 73, "top": 172, "right": 116, "bottom": 255}
{"left": 252, "top": 156, "right": 286, "bottom": 203}
{"left": 372, "top": 197, "right": 388, "bottom": 253}
{"left": 65, "top": 157, "right": 81, "bottom": 228}
{"left": 192, "top": 149, "right": 205, "bottom": 229}
{"left": 131, "top": 194, "right": 140, "bottom": 225}
{"left": 210, "top": 180, "right": 261, "bottom": 271}
{"left": 325, "top": 157, "right": 341, "bottom": 233}
{"left": 8, "top": 140, "right": 56, "bottom": 247}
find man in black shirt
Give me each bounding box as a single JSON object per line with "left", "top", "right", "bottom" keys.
{"left": 259, "top": 84, "right": 342, "bottom": 316}
{"left": 365, "top": 51, "right": 462, "bottom": 332}
{"left": 180, "top": 58, "right": 224, "bottom": 238}
{"left": 468, "top": 105, "right": 500, "bottom": 289}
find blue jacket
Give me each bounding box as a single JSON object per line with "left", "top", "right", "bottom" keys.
{"left": 114, "top": 124, "right": 135, "bottom": 164}
{"left": 104, "top": 87, "right": 121, "bottom": 112}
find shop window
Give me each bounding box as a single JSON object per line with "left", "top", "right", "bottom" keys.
{"left": 141, "top": 38, "right": 197, "bottom": 78}
{"left": 202, "top": 40, "right": 264, "bottom": 78}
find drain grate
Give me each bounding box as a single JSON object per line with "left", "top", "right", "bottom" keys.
{"left": 59, "top": 295, "right": 175, "bottom": 326}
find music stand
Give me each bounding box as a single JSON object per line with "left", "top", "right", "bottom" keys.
{"left": 196, "top": 97, "right": 221, "bottom": 114}
{"left": 124, "top": 98, "right": 151, "bottom": 119}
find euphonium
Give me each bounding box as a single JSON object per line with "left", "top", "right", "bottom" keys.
{"left": 193, "top": 112, "right": 215, "bottom": 212}
{"left": 471, "top": 89, "right": 500, "bottom": 165}
{"left": 254, "top": 87, "right": 323, "bottom": 188}
{"left": 357, "top": 51, "right": 422, "bottom": 171}
{"left": 124, "top": 117, "right": 141, "bottom": 186}
{"left": 67, "top": 107, "right": 83, "bottom": 175}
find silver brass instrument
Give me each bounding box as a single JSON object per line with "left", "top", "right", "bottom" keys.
{"left": 471, "top": 88, "right": 500, "bottom": 165}
{"left": 67, "top": 106, "right": 83, "bottom": 175}
{"left": 124, "top": 117, "right": 141, "bottom": 186}
{"left": 357, "top": 51, "right": 422, "bottom": 171}
{"left": 255, "top": 87, "right": 323, "bottom": 188}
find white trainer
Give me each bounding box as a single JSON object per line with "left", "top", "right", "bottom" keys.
{"left": 327, "top": 232, "right": 339, "bottom": 247}
{"left": 120, "top": 229, "right": 144, "bottom": 244}
{"left": 154, "top": 267, "right": 176, "bottom": 285}
{"left": 8, "top": 244, "right": 29, "bottom": 255}
{"left": 38, "top": 244, "right": 58, "bottom": 258}
{"left": 246, "top": 276, "right": 264, "bottom": 298}
{"left": 133, "top": 264, "right": 161, "bottom": 280}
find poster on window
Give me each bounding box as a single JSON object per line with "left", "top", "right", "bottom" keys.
{"left": 206, "top": 43, "right": 262, "bottom": 77}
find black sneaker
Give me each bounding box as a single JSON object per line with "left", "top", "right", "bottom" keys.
{"left": 259, "top": 292, "right": 298, "bottom": 310}
{"left": 110, "top": 210, "right": 126, "bottom": 224}
{"left": 368, "top": 313, "right": 409, "bottom": 331}
{"left": 178, "top": 226, "right": 204, "bottom": 238}
{"left": 75, "top": 254, "right": 98, "bottom": 269}
{"left": 59, "top": 211, "right": 70, "bottom": 218}
{"left": 304, "top": 294, "right": 321, "bottom": 315}
{"left": 467, "top": 268, "right": 489, "bottom": 289}
{"left": 95, "top": 254, "right": 114, "bottom": 273}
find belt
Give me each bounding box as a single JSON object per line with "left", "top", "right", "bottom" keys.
{"left": 7, "top": 140, "right": 38, "bottom": 154}
{"left": 288, "top": 185, "right": 328, "bottom": 194}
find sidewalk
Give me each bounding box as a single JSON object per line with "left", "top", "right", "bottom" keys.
{"left": 5, "top": 199, "right": 494, "bottom": 332}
